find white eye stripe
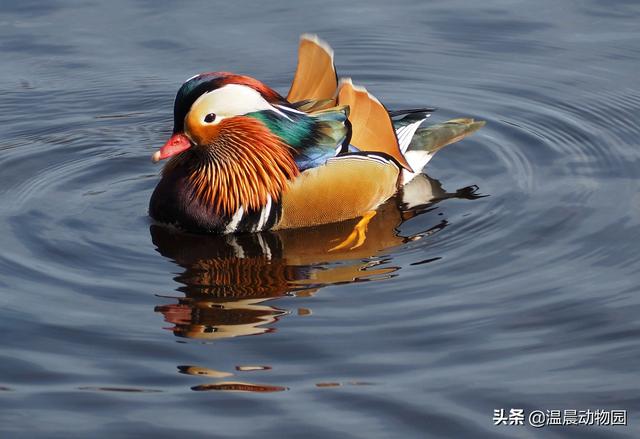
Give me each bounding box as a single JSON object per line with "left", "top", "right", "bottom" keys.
{"left": 191, "top": 84, "right": 275, "bottom": 119}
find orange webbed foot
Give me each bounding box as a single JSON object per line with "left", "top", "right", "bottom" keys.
{"left": 329, "top": 211, "right": 377, "bottom": 252}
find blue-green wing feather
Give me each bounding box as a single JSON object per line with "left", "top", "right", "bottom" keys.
{"left": 247, "top": 107, "right": 350, "bottom": 171}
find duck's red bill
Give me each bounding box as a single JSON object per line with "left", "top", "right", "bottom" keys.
{"left": 152, "top": 133, "right": 192, "bottom": 162}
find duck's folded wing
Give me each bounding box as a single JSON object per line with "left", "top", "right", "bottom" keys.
{"left": 275, "top": 153, "right": 400, "bottom": 230}
{"left": 247, "top": 106, "right": 350, "bottom": 171}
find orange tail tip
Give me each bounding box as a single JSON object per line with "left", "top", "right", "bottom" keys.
{"left": 337, "top": 78, "right": 413, "bottom": 172}
{"left": 287, "top": 34, "right": 338, "bottom": 104}
{"left": 300, "top": 33, "right": 334, "bottom": 59}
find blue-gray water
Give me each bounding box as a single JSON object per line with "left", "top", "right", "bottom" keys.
{"left": 1, "top": 1, "right": 639, "bottom": 438}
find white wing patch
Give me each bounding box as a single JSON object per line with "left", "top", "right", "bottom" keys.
{"left": 394, "top": 117, "right": 434, "bottom": 185}
{"left": 401, "top": 151, "right": 435, "bottom": 184}
{"left": 396, "top": 119, "right": 426, "bottom": 154}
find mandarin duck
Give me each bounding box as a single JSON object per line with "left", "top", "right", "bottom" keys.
{"left": 150, "top": 34, "right": 484, "bottom": 249}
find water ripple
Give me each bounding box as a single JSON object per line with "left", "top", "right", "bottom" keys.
{"left": 2, "top": 1, "right": 640, "bottom": 437}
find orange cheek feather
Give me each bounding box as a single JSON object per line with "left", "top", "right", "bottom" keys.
{"left": 185, "top": 111, "right": 221, "bottom": 145}
{"left": 184, "top": 116, "right": 299, "bottom": 217}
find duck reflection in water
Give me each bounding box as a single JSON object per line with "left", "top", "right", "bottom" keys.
{"left": 152, "top": 174, "right": 482, "bottom": 341}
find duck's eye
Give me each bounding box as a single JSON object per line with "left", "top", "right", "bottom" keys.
{"left": 204, "top": 113, "right": 216, "bottom": 123}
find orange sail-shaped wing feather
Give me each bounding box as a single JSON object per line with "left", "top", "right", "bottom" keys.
{"left": 337, "top": 79, "right": 413, "bottom": 172}
{"left": 287, "top": 34, "right": 338, "bottom": 103}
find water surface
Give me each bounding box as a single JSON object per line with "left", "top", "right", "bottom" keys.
{"left": 1, "top": 0, "right": 639, "bottom": 437}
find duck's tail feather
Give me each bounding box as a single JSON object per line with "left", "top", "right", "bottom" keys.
{"left": 401, "top": 118, "right": 485, "bottom": 184}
